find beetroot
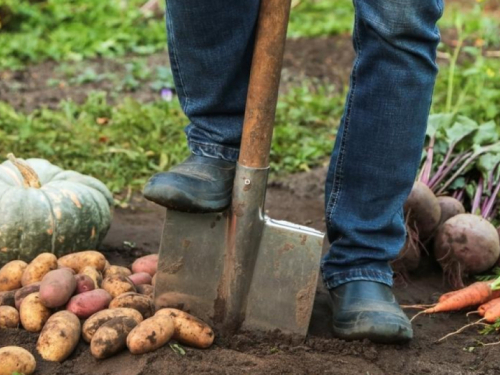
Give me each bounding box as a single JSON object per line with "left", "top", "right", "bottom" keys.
{"left": 404, "top": 181, "right": 441, "bottom": 240}
{"left": 434, "top": 214, "right": 500, "bottom": 288}
{"left": 391, "top": 228, "right": 421, "bottom": 277}
{"left": 437, "top": 196, "right": 465, "bottom": 226}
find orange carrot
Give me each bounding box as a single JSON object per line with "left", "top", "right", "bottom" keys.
{"left": 478, "top": 298, "right": 500, "bottom": 316}
{"left": 423, "top": 281, "right": 493, "bottom": 314}
{"left": 485, "top": 301, "right": 500, "bottom": 323}
{"left": 439, "top": 281, "right": 500, "bottom": 304}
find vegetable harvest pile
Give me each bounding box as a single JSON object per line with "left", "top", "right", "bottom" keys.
{"left": 0, "top": 251, "right": 215, "bottom": 375}
{"left": 395, "top": 113, "right": 500, "bottom": 343}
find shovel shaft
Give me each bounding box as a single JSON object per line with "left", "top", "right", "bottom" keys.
{"left": 238, "top": 0, "right": 292, "bottom": 169}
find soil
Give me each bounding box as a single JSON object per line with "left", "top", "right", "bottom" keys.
{"left": 2, "top": 169, "right": 500, "bottom": 375}
{"left": 0, "top": 36, "right": 355, "bottom": 113}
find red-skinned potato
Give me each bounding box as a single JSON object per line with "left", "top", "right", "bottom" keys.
{"left": 79, "top": 266, "right": 102, "bottom": 289}
{"left": 66, "top": 289, "right": 112, "bottom": 319}
{"left": 128, "top": 272, "right": 152, "bottom": 286}
{"left": 39, "top": 269, "right": 76, "bottom": 308}
{"left": 131, "top": 254, "right": 158, "bottom": 276}
{"left": 74, "top": 274, "right": 95, "bottom": 294}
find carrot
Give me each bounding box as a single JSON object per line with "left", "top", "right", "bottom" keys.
{"left": 439, "top": 281, "right": 500, "bottom": 304}
{"left": 423, "top": 281, "right": 493, "bottom": 314}
{"left": 484, "top": 301, "right": 500, "bottom": 323}
{"left": 478, "top": 298, "right": 500, "bottom": 317}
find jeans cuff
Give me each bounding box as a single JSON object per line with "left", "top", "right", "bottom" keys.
{"left": 321, "top": 266, "right": 394, "bottom": 290}
{"left": 188, "top": 140, "right": 240, "bottom": 162}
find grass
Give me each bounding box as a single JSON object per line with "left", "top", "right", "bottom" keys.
{"left": 0, "top": 83, "right": 341, "bottom": 196}
{"left": 1, "top": 0, "right": 500, "bottom": 200}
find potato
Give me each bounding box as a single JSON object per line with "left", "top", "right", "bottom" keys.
{"left": 79, "top": 266, "right": 103, "bottom": 289}
{"left": 36, "top": 310, "right": 81, "bottom": 362}
{"left": 66, "top": 289, "right": 112, "bottom": 319}
{"left": 104, "top": 265, "right": 132, "bottom": 278}
{"left": 39, "top": 269, "right": 76, "bottom": 308}
{"left": 57, "top": 250, "right": 106, "bottom": 273}
{"left": 131, "top": 254, "right": 158, "bottom": 276}
{"left": 109, "top": 292, "right": 154, "bottom": 318}
{"left": 82, "top": 307, "right": 143, "bottom": 342}
{"left": 0, "top": 260, "right": 28, "bottom": 291}
{"left": 21, "top": 253, "right": 58, "bottom": 286}
{"left": 0, "top": 346, "right": 36, "bottom": 375}
{"left": 0, "top": 290, "right": 17, "bottom": 307}
{"left": 58, "top": 266, "right": 76, "bottom": 274}
{"left": 126, "top": 314, "right": 174, "bottom": 354}
{"left": 74, "top": 274, "right": 95, "bottom": 294}
{"left": 20, "top": 292, "right": 51, "bottom": 332}
{"left": 0, "top": 305, "right": 19, "bottom": 328}
{"left": 15, "top": 282, "right": 41, "bottom": 310}
{"left": 156, "top": 308, "right": 214, "bottom": 348}
{"left": 129, "top": 272, "right": 152, "bottom": 286}
{"left": 90, "top": 317, "right": 138, "bottom": 359}
{"left": 152, "top": 273, "right": 156, "bottom": 287}
{"left": 102, "top": 275, "right": 136, "bottom": 298}
{"left": 136, "top": 284, "right": 154, "bottom": 297}
{"left": 104, "top": 260, "right": 111, "bottom": 271}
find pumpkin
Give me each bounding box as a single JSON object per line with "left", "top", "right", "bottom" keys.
{"left": 0, "top": 154, "right": 114, "bottom": 265}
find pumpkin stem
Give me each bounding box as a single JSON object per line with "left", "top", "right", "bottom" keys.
{"left": 7, "top": 153, "right": 41, "bottom": 188}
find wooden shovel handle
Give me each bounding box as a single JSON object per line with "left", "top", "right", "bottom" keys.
{"left": 238, "top": 0, "right": 292, "bottom": 168}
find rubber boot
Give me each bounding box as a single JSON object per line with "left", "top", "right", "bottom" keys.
{"left": 329, "top": 280, "right": 413, "bottom": 344}
{"left": 143, "top": 154, "right": 236, "bottom": 213}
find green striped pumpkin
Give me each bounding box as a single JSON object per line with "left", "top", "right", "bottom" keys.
{"left": 0, "top": 154, "right": 113, "bottom": 265}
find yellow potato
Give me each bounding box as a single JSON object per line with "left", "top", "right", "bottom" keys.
{"left": 79, "top": 266, "right": 103, "bottom": 289}
{"left": 126, "top": 314, "right": 175, "bottom": 354}
{"left": 57, "top": 250, "right": 106, "bottom": 273}
{"left": 21, "top": 253, "right": 58, "bottom": 286}
{"left": 0, "top": 346, "right": 36, "bottom": 375}
{"left": 20, "top": 292, "right": 51, "bottom": 332}
{"left": 136, "top": 284, "right": 154, "bottom": 297}
{"left": 101, "top": 275, "right": 136, "bottom": 298}
{"left": 0, "top": 305, "right": 19, "bottom": 328}
{"left": 37, "top": 311, "right": 81, "bottom": 362}
{"left": 104, "top": 265, "right": 132, "bottom": 278}
{"left": 104, "top": 260, "right": 111, "bottom": 271}
{"left": 0, "top": 260, "right": 28, "bottom": 291}
{"left": 109, "top": 292, "right": 154, "bottom": 318}
{"left": 82, "top": 307, "right": 143, "bottom": 343}
{"left": 156, "top": 308, "right": 214, "bottom": 348}
{"left": 90, "top": 316, "right": 138, "bottom": 359}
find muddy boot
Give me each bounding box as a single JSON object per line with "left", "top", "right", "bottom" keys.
{"left": 143, "top": 154, "right": 236, "bottom": 213}
{"left": 329, "top": 280, "right": 413, "bottom": 344}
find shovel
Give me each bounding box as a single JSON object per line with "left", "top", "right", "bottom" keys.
{"left": 154, "top": 0, "right": 325, "bottom": 336}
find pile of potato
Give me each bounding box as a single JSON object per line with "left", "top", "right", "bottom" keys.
{"left": 0, "top": 251, "right": 214, "bottom": 375}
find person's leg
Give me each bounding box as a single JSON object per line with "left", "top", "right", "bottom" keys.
{"left": 322, "top": 0, "right": 444, "bottom": 342}
{"left": 144, "top": 1, "right": 260, "bottom": 212}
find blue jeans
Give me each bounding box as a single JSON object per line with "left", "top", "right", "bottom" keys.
{"left": 166, "top": 0, "right": 443, "bottom": 289}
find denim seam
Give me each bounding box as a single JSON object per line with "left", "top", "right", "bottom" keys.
{"left": 322, "top": 269, "right": 393, "bottom": 290}
{"left": 189, "top": 140, "right": 240, "bottom": 154}
{"left": 166, "top": 6, "right": 190, "bottom": 114}
{"left": 325, "top": 1, "right": 362, "bottom": 227}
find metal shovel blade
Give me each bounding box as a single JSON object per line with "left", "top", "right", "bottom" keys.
{"left": 154, "top": 165, "right": 325, "bottom": 336}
